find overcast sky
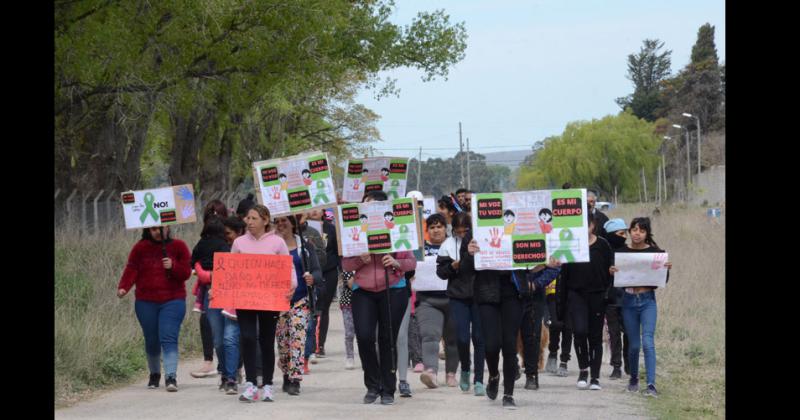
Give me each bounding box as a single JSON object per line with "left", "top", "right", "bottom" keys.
{"left": 355, "top": 0, "right": 725, "bottom": 161}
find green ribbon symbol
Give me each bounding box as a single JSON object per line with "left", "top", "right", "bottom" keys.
{"left": 550, "top": 228, "right": 575, "bottom": 262}
{"left": 313, "top": 180, "right": 329, "bottom": 205}
{"left": 387, "top": 179, "right": 400, "bottom": 200}
{"left": 394, "top": 223, "right": 412, "bottom": 249}
{"left": 139, "top": 192, "right": 160, "bottom": 224}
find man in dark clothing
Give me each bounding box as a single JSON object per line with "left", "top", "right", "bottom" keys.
{"left": 602, "top": 218, "right": 630, "bottom": 379}
{"left": 587, "top": 189, "right": 609, "bottom": 238}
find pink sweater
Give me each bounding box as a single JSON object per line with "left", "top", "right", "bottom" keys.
{"left": 231, "top": 230, "right": 298, "bottom": 289}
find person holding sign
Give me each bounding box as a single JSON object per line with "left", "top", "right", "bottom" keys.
{"left": 232, "top": 205, "right": 298, "bottom": 403}
{"left": 117, "top": 226, "right": 192, "bottom": 392}
{"left": 609, "top": 217, "right": 672, "bottom": 398}
{"left": 436, "top": 213, "right": 484, "bottom": 396}
{"left": 555, "top": 212, "right": 613, "bottom": 392}
{"left": 603, "top": 218, "right": 632, "bottom": 380}
{"left": 341, "top": 190, "right": 417, "bottom": 406}
{"left": 273, "top": 216, "right": 322, "bottom": 396}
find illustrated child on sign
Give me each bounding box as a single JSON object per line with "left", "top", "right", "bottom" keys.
{"left": 384, "top": 211, "right": 395, "bottom": 229}
{"left": 360, "top": 214, "right": 369, "bottom": 233}
{"left": 279, "top": 173, "right": 289, "bottom": 191}
{"left": 361, "top": 168, "right": 369, "bottom": 184}
{"left": 503, "top": 209, "right": 516, "bottom": 235}
{"left": 380, "top": 167, "right": 390, "bottom": 182}
{"left": 301, "top": 169, "right": 313, "bottom": 186}
{"left": 538, "top": 208, "right": 553, "bottom": 233}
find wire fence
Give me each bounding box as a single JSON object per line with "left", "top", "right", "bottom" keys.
{"left": 53, "top": 188, "right": 252, "bottom": 235}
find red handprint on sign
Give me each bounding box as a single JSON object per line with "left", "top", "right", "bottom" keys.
{"left": 350, "top": 227, "right": 361, "bottom": 241}
{"left": 651, "top": 253, "right": 667, "bottom": 270}
{"left": 485, "top": 227, "right": 503, "bottom": 248}
{"left": 271, "top": 186, "right": 281, "bottom": 200}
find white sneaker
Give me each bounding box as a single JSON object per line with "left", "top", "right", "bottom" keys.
{"left": 310, "top": 354, "right": 319, "bottom": 365}
{"left": 258, "top": 384, "right": 274, "bottom": 402}
{"left": 590, "top": 379, "right": 602, "bottom": 390}
{"left": 345, "top": 358, "right": 355, "bottom": 370}
{"left": 239, "top": 382, "right": 258, "bottom": 403}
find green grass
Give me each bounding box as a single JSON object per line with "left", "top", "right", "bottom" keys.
{"left": 606, "top": 204, "right": 725, "bottom": 419}
{"left": 54, "top": 224, "right": 204, "bottom": 408}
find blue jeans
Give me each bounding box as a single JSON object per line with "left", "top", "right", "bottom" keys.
{"left": 621, "top": 291, "right": 658, "bottom": 386}
{"left": 134, "top": 299, "right": 186, "bottom": 377}
{"left": 204, "top": 293, "right": 240, "bottom": 380}
{"left": 449, "top": 297, "right": 485, "bottom": 383}
{"left": 304, "top": 288, "right": 321, "bottom": 359}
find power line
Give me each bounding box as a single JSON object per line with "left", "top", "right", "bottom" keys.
{"left": 374, "top": 144, "right": 533, "bottom": 151}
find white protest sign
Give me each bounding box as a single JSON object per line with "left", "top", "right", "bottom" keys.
{"left": 252, "top": 151, "right": 337, "bottom": 217}
{"left": 121, "top": 184, "right": 197, "bottom": 230}
{"left": 411, "top": 255, "right": 446, "bottom": 292}
{"left": 335, "top": 197, "right": 422, "bottom": 257}
{"left": 613, "top": 252, "right": 669, "bottom": 288}
{"left": 422, "top": 197, "right": 436, "bottom": 221}
{"left": 342, "top": 157, "right": 410, "bottom": 203}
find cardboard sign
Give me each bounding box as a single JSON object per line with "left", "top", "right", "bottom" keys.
{"left": 613, "top": 252, "right": 669, "bottom": 288}
{"left": 422, "top": 197, "right": 436, "bottom": 220}
{"left": 121, "top": 184, "right": 197, "bottom": 230}
{"left": 208, "top": 253, "right": 293, "bottom": 312}
{"left": 471, "top": 189, "right": 589, "bottom": 270}
{"left": 252, "top": 151, "right": 337, "bottom": 217}
{"left": 410, "top": 255, "right": 447, "bottom": 292}
{"left": 341, "top": 157, "right": 410, "bottom": 203}
{"left": 335, "top": 198, "right": 423, "bottom": 257}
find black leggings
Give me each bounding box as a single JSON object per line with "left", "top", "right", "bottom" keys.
{"left": 200, "top": 312, "right": 214, "bottom": 362}
{"left": 568, "top": 291, "right": 606, "bottom": 379}
{"left": 238, "top": 310, "right": 279, "bottom": 385}
{"left": 479, "top": 296, "right": 522, "bottom": 396}
{"left": 316, "top": 269, "right": 339, "bottom": 351}
{"left": 606, "top": 304, "right": 629, "bottom": 370}
{"left": 547, "top": 295, "right": 572, "bottom": 363}
{"left": 352, "top": 287, "right": 408, "bottom": 397}
{"left": 520, "top": 295, "right": 545, "bottom": 376}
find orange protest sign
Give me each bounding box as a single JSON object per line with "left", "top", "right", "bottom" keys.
{"left": 208, "top": 253, "right": 292, "bottom": 312}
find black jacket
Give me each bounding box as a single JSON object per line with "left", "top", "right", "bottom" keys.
{"left": 322, "top": 220, "right": 340, "bottom": 273}
{"left": 191, "top": 236, "right": 231, "bottom": 270}
{"left": 300, "top": 222, "right": 327, "bottom": 271}
{"left": 556, "top": 236, "right": 613, "bottom": 320}
{"left": 435, "top": 233, "right": 475, "bottom": 300}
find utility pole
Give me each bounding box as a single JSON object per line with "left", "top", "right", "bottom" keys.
{"left": 656, "top": 164, "right": 661, "bottom": 206}
{"left": 642, "top": 167, "right": 647, "bottom": 203}
{"left": 466, "top": 137, "right": 471, "bottom": 190}
{"left": 459, "top": 122, "right": 464, "bottom": 187}
{"left": 416, "top": 147, "right": 422, "bottom": 191}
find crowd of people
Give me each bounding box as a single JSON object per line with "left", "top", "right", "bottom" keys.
{"left": 117, "top": 184, "right": 672, "bottom": 409}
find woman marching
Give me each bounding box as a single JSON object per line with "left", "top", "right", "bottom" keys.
{"left": 556, "top": 211, "right": 614, "bottom": 391}
{"left": 610, "top": 217, "right": 672, "bottom": 398}
{"left": 273, "top": 215, "right": 322, "bottom": 396}
{"left": 232, "top": 205, "right": 297, "bottom": 403}
{"left": 341, "top": 190, "right": 417, "bottom": 405}
{"left": 117, "top": 225, "right": 192, "bottom": 392}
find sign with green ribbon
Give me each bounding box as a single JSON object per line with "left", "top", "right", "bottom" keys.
{"left": 335, "top": 197, "right": 422, "bottom": 257}
{"left": 121, "top": 184, "right": 197, "bottom": 230}
{"left": 252, "top": 151, "right": 337, "bottom": 217}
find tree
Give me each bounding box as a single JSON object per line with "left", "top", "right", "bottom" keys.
{"left": 517, "top": 112, "right": 661, "bottom": 202}
{"left": 615, "top": 39, "right": 672, "bottom": 121}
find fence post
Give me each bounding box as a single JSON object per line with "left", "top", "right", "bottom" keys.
{"left": 65, "top": 189, "right": 78, "bottom": 227}
{"left": 106, "top": 191, "right": 116, "bottom": 232}
{"left": 93, "top": 190, "right": 104, "bottom": 235}
{"left": 55, "top": 189, "right": 61, "bottom": 200}
{"left": 81, "top": 191, "right": 92, "bottom": 233}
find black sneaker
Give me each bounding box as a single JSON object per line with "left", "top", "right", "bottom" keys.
{"left": 316, "top": 348, "right": 326, "bottom": 358}
{"left": 399, "top": 380, "right": 412, "bottom": 397}
{"left": 545, "top": 354, "right": 558, "bottom": 374}
{"left": 147, "top": 373, "right": 161, "bottom": 389}
{"left": 364, "top": 391, "right": 380, "bottom": 404}
{"left": 589, "top": 378, "right": 602, "bottom": 390}
{"left": 556, "top": 362, "right": 568, "bottom": 377}
{"left": 610, "top": 367, "right": 622, "bottom": 380}
{"left": 282, "top": 375, "right": 290, "bottom": 393}
{"left": 486, "top": 375, "right": 500, "bottom": 400}
{"left": 219, "top": 376, "right": 227, "bottom": 392}
{"left": 225, "top": 379, "right": 238, "bottom": 395}
{"left": 576, "top": 370, "right": 589, "bottom": 390}
{"left": 524, "top": 374, "right": 539, "bottom": 390}
{"left": 288, "top": 380, "right": 301, "bottom": 396}
{"left": 380, "top": 395, "right": 395, "bottom": 405}
{"left": 627, "top": 378, "right": 639, "bottom": 393}
{"left": 165, "top": 376, "right": 178, "bottom": 392}
{"left": 502, "top": 395, "right": 517, "bottom": 410}
{"left": 643, "top": 384, "right": 658, "bottom": 398}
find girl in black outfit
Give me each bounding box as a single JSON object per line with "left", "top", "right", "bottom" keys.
{"left": 556, "top": 212, "right": 613, "bottom": 391}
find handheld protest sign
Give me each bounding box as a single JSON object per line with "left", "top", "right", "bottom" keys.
{"left": 208, "top": 253, "right": 293, "bottom": 312}
{"left": 121, "top": 184, "right": 197, "bottom": 230}
{"left": 471, "top": 188, "right": 589, "bottom": 270}
{"left": 252, "top": 151, "right": 337, "bottom": 217}
{"left": 337, "top": 197, "right": 422, "bottom": 257}
{"left": 341, "top": 157, "right": 410, "bottom": 203}
{"left": 612, "top": 252, "right": 669, "bottom": 288}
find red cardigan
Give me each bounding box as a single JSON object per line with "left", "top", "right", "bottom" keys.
{"left": 118, "top": 239, "right": 192, "bottom": 303}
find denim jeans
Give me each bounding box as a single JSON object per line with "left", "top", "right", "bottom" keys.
{"left": 134, "top": 298, "right": 186, "bottom": 377}
{"left": 448, "top": 297, "right": 485, "bottom": 383}
{"left": 621, "top": 291, "right": 658, "bottom": 386}
{"left": 204, "top": 293, "right": 240, "bottom": 380}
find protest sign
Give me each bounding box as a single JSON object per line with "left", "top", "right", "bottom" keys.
{"left": 612, "top": 252, "right": 669, "bottom": 288}
{"left": 121, "top": 184, "right": 197, "bottom": 229}
{"left": 471, "top": 189, "right": 589, "bottom": 270}
{"left": 208, "top": 253, "right": 293, "bottom": 312}
{"left": 410, "top": 254, "right": 446, "bottom": 292}
{"left": 336, "top": 197, "right": 422, "bottom": 257}
{"left": 422, "top": 197, "right": 436, "bottom": 220}
{"left": 342, "top": 157, "right": 410, "bottom": 203}
{"left": 252, "top": 151, "right": 337, "bottom": 217}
